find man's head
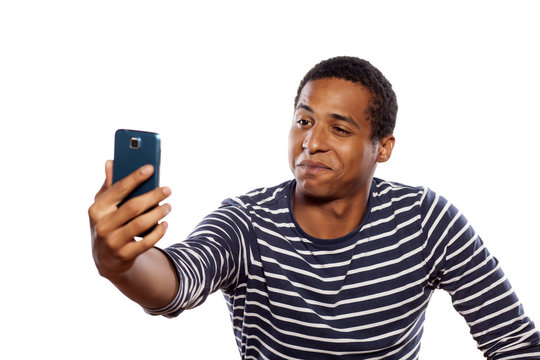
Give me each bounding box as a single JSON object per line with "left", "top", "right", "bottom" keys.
{"left": 294, "top": 56, "right": 397, "bottom": 142}
{"left": 288, "top": 57, "right": 397, "bottom": 201}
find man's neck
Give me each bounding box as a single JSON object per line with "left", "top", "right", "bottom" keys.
{"left": 292, "top": 185, "right": 371, "bottom": 240}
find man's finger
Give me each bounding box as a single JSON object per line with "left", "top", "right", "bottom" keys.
{"left": 117, "top": 221, "right": 169, "bottom": 261}
{"left": 94, "top": 160, "right": 114, "bottom": 201}
{"left": 98, "top": 187, "right": 172, "bottom": 237}
{"left": 99, "top": 164, "right": 155, "bottom": 207}
{"left": 104, "top": 160, "right": 113, "bottom": 187}
{"left": 107, "top": 203, "right": 171, "bottom": 250}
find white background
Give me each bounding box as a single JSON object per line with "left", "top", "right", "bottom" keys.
{"left": 1, "top": 1, "right": 539, "bottom": 359}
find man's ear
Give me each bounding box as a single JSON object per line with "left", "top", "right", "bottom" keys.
{"left": 377, "top": 135, "right": 395, "bottom": 163}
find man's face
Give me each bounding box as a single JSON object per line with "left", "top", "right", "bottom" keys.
{"left": 288, "top": 78, "right": 380, "bottom": 200}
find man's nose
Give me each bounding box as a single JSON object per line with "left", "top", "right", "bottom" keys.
{"left": 303, "top": 125, "right": 328, "bottom": 154}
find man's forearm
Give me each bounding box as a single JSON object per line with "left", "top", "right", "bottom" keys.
{"left": 108, "top": 247, "right": 178, "bottom": 310}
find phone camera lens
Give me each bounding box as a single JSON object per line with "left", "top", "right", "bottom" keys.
{"left": 130, "top": 137, "right": 141, "bottom": 149}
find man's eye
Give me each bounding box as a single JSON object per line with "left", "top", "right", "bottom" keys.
{"left": 333, "top": 127, "right": 350, "bottom": 135}
{"left": 297, "top": 119, "right": 310, "bottom": 126}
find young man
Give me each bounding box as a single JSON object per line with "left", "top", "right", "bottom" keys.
{"left": 89, "top": 57, "right": 540, "bottom": 359}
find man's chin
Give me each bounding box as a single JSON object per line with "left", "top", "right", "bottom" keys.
{"left": 294, "top": 179, "right": 336, "bottom": 202}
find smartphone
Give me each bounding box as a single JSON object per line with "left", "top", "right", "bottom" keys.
{"left": 112, "top": 129, "right": 161, "bottom": 207}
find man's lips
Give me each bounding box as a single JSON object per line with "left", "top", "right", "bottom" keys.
{"left": 296, "top": 160, "right": 332, "bottom": 173}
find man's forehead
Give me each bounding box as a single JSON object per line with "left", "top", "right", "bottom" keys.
{"left": 297, "top": 78, "right": 371, "bottom": 115}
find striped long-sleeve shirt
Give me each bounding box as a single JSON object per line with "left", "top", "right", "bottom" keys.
{"left": 146, "top": 178, "right": 540, "bottom": 359}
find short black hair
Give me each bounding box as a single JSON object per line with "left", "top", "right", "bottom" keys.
{"left": 294, "top": 56, "right": 398, "bottom": 142}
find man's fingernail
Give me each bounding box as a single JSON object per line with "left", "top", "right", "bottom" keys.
{"left": 162, "top": 187, "right": 172, "bottom": 196}
{"left": 140, "top": 165, "right": 153, "bottom": 175}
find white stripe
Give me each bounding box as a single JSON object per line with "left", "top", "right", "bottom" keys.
{"left": 468, "top": 301, "right": 521, "bottom": 327}
{"left": 442, "top": 252, "right": 493, "bottom": 287}
{"left": 453, "top": 274, "right": 507, "bottom": 306}
{"left": 495, "top": 352, "right": 540, "bottom": 360}
{"left": 449, "top": 264, "right": 500, "bottom": 297}
{"left": 261, "top": 276, "right": 429, "bottom": 308}
{"left": 459, "top": 288, "right": 514, "bottom": 316}
{"left": 243, "top": 295, "right": 431, "bottom": 334}
{"left": 257, "top": 186, "right": 287, "bottom": 205}
{"left": 472, "top": 314, "right": 527, "bottom": 338}
{"left": 364, "top": 200, "right": 421, "bottom": 230}
{"left": 252, "top": 205, "right": 290, "bottom": 214}
{"left": 245, "top": 289, "right": 427, "bottom": 321}
{"left": 260, "top": 251, "right": 424, "bottom": 289}
{"left": 496, "top": 333, "right": 540, "bottom": 354}
{"left": 478, "top": 322, "right": 529, "bottom": 349}
{"left": 370, "top": 192, "right": 420, "bottom": 212}
{"left": 242, "top": 320, "right": 420, "bottom": 354}
{"left": 445, "top": 231, "right": 478, "bottom": 261}
{"left": 256, "top": 227, "right": 422, "bottom": 271}
{"left": 251, "top": 213, "right": 421, "bottom": 257}
{"left": 249, "top": 210, "right": 296, "bottom": 228}
{"left": 421, "top": 192, "right": 440, "bottom": 228}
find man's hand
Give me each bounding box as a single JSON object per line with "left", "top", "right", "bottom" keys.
{"left": 88, "top": 160, "right": 172, "bottom": 281}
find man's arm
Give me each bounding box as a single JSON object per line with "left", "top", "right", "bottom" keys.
{"left": 88, "top": 160, "right": 177, "bottom": 309}
{"left": 421, "top": 189, "right": 540, "bottom": 359}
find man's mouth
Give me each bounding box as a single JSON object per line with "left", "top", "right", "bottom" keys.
{"left": 296, "top": 160, "right": 332, "bottom": 174}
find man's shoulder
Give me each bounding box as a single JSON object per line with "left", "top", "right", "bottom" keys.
{"left": 371, "top": 177, "right": 449, "bottom": 215}
{"left": 220, "top": 179, "right": 294, "bottom": 211}
{"left": 372, "top": 177, "right": 427, "bottom": 198}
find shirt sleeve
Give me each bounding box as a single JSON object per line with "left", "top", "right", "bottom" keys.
{"left": 420, "top": 188, "right": 540, "bottom": 359}
{"left": 144, "top": 204, "right": 251, "bottom": 318}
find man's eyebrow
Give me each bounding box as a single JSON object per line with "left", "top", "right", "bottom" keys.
{"left": 330, "top": 113, "right": 360, "bottom": 130}
{"left": 296, "top": 103, "right": 313, "bottom": 113}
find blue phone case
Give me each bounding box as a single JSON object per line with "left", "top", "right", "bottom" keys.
{"left": 113, "top": 129, "right": 160, "bottom": 206}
